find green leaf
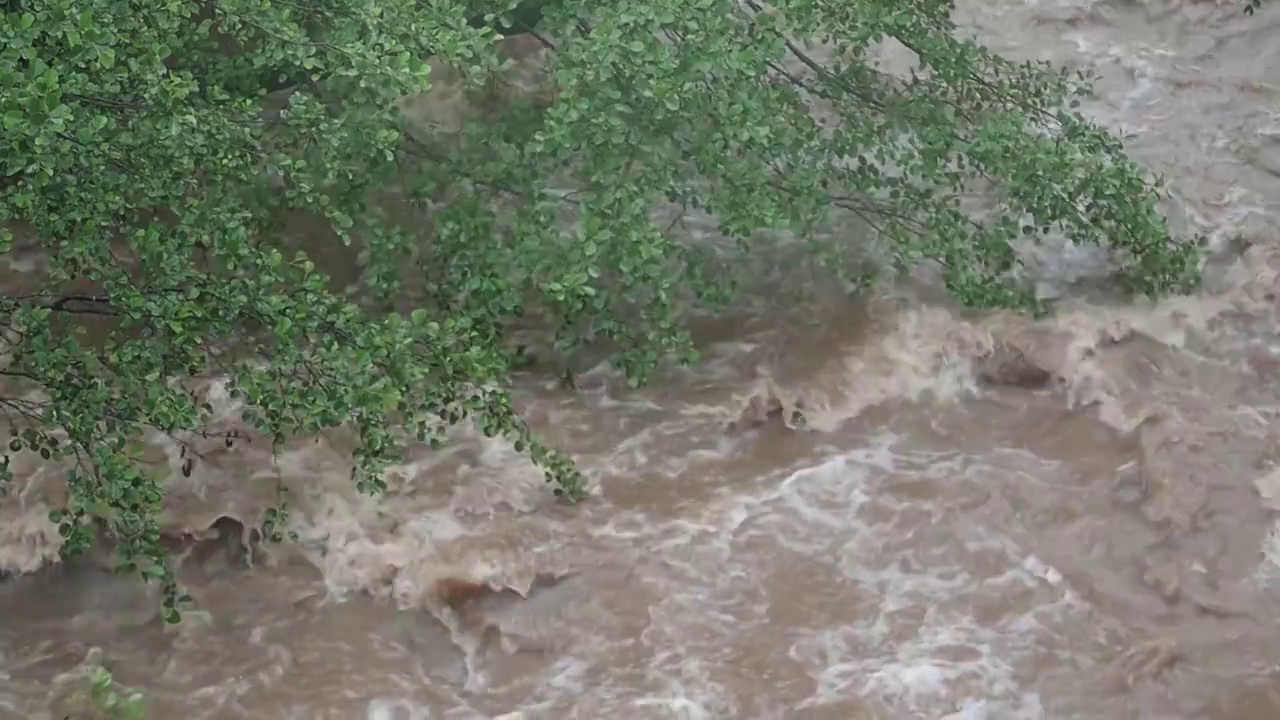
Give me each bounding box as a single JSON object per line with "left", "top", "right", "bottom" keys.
{"left": 1, "top": 111, "right": 23, "bottom": 131}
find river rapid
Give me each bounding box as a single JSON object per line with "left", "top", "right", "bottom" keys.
{"left": 4, "top": 1, "right": 1280, "bottom": 718}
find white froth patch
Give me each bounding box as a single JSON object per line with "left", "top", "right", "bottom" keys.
{"left": 780, "top": 305, "right": 989, "bottom": 432}
{"left": 0, "top": 499, "right": 61, "bottom": 574}
{"left": 755, "top": 449, "right": 1077, "bottom": 717}
{"left": 275, "top": 417, "right": 571, "bottom": 603}
{"left": 567, "top": 436, "right": 1080, "bottom": 717}
{"left": 1256, "top": 520, "right": 1280, "bottom": 585}
{"left": 777, "top": 456, "right": 874, "bottom": 531}
{"left": 366, "top": 698, "right": 432, "bottom": 719}
{"left": 632, "top": 697, "right": 711, "bottom": 719}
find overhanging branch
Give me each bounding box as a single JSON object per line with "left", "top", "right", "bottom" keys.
{"left": 1, "top": 294, "right": 120, "bottom": 316}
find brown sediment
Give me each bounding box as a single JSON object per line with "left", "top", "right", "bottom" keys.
{"left": 975, "top": 342, "right": 1055, "bottom": 389}
{"left": 432, "top": 576, "right": 500, "bottom": 610}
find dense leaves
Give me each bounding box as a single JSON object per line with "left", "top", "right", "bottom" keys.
{"left": 0, "top": 0, "right": 1198, "bottom": 614}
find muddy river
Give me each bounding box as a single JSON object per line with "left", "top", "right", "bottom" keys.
{"left": 4, "top": 0, "right": 1280, "bottom": 718}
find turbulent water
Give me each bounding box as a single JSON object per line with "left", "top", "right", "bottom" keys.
{"left": 5, "top": 1, "right": 1280, "bottom": 718}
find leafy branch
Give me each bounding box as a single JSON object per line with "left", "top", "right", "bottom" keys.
{"left": 0, "top": 0, "right": 1198, "bottom": 614}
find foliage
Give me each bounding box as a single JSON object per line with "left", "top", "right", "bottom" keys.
{"left": 68, "top": 664, "right": 148, "bottom": 720}
{"left": 0, "top": 0, "right": 1198, "bottom": 612}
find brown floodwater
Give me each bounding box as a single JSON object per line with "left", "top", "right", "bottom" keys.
{"left": 4, "top": 0, "right": 1280, "bottom": 718}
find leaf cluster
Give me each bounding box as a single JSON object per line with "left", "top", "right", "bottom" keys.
{"left": 0, "top": 0, "right": 1198, "bottom": 611}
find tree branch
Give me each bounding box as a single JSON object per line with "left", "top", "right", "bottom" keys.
{"left": 1, "top": 294, "right": 121, "bottom": 316}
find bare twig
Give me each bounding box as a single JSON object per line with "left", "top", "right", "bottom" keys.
{"left": 529, "top": 30, "right": 557, "bottom": 51}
